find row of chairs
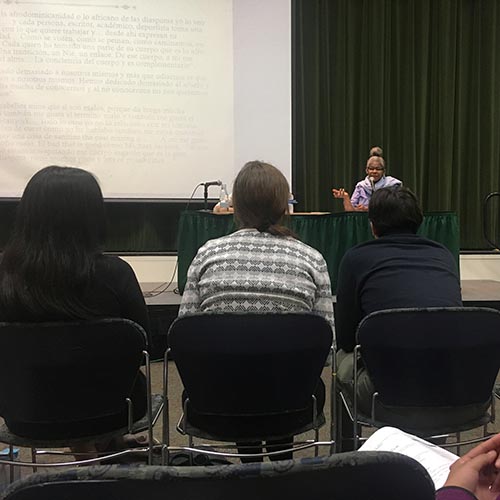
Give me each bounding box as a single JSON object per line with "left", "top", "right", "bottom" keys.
{"left": 0, "top": 313, "right": 335, "bottom": 473}
{"left": 1, "top": 307, "right": 500, "bottom": 477}
{"left": 167, "top": 307, "right": 500, "bottom": 459}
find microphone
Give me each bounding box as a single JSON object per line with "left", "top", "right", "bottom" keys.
{"left": 202, "top": 180, "right": 222, "bottom": 187}
{"left": 369, "top": 176, "right": 375, "bottom": 190}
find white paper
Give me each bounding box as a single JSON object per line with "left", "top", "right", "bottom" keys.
{"left": 359, "top": 427, "right": 458, "bottom": 489}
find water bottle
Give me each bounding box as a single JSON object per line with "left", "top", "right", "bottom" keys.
{"left": 219, "top": 184, "right": 229, "bottom": 210}
{"left": 288, "top": 193, "right": 297, "bottom": 214}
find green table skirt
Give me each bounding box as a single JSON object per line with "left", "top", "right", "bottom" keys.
{"left": 177, "top": 211, "right": 460, "bottom": 294}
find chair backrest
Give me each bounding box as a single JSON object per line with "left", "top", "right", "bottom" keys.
{"left": 0, "top": 318, "right": 147, "bottom": 436}
{"left": 357, "top": 307, "right": 500, "bottom": 407}
{"left": 168, "top": 313, "right": 332, "bottom": 415}
{"left": 2, "top": 452, "right": 435, "bottom": 500}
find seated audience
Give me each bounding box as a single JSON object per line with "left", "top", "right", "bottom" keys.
{"left": 437, "top": 432, "right": 500, "bottom": 500}
{"left": 0, "top": 165, "right": 150, "bottom": 450}
{"left": 332, "top": 146, "right": 401, "bottom": 211}
{"left": 180, "top": 160, "right": 334, "bottom": 460}
{"left": 335, "top": 186, "right": 462, "bottom": 446}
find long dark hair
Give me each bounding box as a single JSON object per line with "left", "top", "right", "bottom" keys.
{"left": 0, "top": 166, "right": 106, "bottom": 320}
{"left": 232, "top": 161, "right": 294, "bottom": 237}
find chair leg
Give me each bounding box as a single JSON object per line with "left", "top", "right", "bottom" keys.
{"left": 492, "top": 393, "right": 496, "bottom": 424}
{"left": 330, "top": 347, "right": 337, "bottom": 455}
{"left": 337, "top": 396, "right": 360, "bottom": 452}
{"left": 181, "top": 397, "right": 195, "bottom": 465}
{"left": 8, "top": 445, "right": 14, "bottom": 484}
{"left": 31, "top": 447, "right": 37, "bottom": 474}
{"left": 266, "top": 438, "right": 293, "bottom": 461}
{"left": 188, "top": 434, "right": 194, "bottom": 466}
{"left": 335, "top": 391, "right": 353, "bottom": 453}
{"left": 314, "top": 428, "right": 320, "bottom": 457}
{"left": 162, "top": 348, "right": 170, "bottom": 466}
{"left": 335, "top": 391, "right": 343, "bottom": 452}
{"left": 237, "top": 442, "right": 264, "bottom": 463}
{"left": 312, "top": 394, "right": 319, "bottom": 457}
{"left": 353, "top": 345, "right": 360, "bottom": 450}
{"left": 142, "top": 350, "right": 153, "bottom": 465}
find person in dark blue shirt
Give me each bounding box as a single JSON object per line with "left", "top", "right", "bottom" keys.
{"left": 335, "top": 186, "right": 462, "bottom": 449}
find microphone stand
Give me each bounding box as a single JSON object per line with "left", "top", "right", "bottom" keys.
{"left": 200, "top": 181, "right": 221, "bottom": 211}
{"left": 204, "top": 184, "right": 209, "bottom": 211}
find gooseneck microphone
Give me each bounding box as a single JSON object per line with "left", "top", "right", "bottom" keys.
{"left": 202, "top": 180, "right": 222, "bottom": 187}
{"left": 369, "top": 176, "right": 375, "bottom": 190}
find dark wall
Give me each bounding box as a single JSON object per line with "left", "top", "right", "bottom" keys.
{"left": 0, "top": 198, "right": 217, "bottom": 254}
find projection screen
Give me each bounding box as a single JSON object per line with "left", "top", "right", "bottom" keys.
{"left": 0, "top": 0, "right": 291, "bottom": 198}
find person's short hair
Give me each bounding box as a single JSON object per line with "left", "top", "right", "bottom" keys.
{"left": 232, "top": 160, "right": 292, "bottom": 236}
{"left": 368, "top": 186, "right": 423, "bottom": 236}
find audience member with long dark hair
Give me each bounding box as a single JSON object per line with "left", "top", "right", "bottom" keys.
{"left": 180, "top": 160, "right": 334, "bottom": 461}
{"left": 0, "top": 165, "right": 150, "bottom": 450}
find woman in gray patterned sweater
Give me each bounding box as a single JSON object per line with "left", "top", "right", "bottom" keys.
{"left": 179, "top": 160, "right": 335, "bottom": 461}
{"left": 179, "top": 161, "right": 334, "bottom": 327}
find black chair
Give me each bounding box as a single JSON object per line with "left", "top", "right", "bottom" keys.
{"left": 337, "top": 307, "right": 500, "bottom": 450}
{"left": 0, "top": 318, "right": 163, "bottom": 471}
{"left": 2, "top": 452, "right": 435, "bottom": 500}
{"left": 164, "top": 313, "right": 335, "bottom": 462}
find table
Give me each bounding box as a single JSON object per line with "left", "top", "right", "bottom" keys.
{"left": 177, "top": 211, "right": 460, "bottom": 293}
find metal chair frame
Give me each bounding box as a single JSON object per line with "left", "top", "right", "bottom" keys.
{"left": 338, "top": 307, "right": 500, "bottom": 451}
{"left": 350, "top": 345, "right": 495, "bottom": 451}
{"left": 0, "top": 319, "right": 163, "bottom": 482}
{"left": 162, "top": 314, "right": 336, "bottom": 465}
